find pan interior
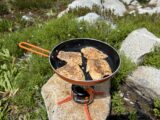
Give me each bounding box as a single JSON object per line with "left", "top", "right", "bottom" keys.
{"left": 50, "top": 38, "right": 120, "bottom": 81}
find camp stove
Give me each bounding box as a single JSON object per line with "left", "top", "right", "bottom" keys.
{"left": 57, "top": 85, "right": 106, "bottom": 120}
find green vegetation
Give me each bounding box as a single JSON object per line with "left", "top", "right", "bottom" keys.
{"left": 69, "top": 5, "right": 102, "bottom": 16}
{"left": 129, "top": 110, "right": 138, "bottom": 120}
{"left": 0, "top": 10, "right": 160, "bottom": 119}
{"left": 111, "top": 92, "right": 125, "bottom": 114}
{"left": 109, "top": 14, "right": 160, "bottom": 48}
{"left": 0, "top": 19, "right": 13, "bottom": 32}
{"left": 112, "top": 54, "right": 136, "bottom": 90}
{"left": 11, "top": 0, "right": 54, "bottom": 9}
{"left": 142, "top": 46, "right": 160, "bottom": 69}
{"left": 11, "top": 0, "right": 72, "bottom": 10}
{"left": 153, "top": 98, "right": 160, "bottom": 118}
{"left": 137, "top": 0, "right": 150, "bottom": 4}
{"left": 0, "top": 49, "right": 19, "bottom": 119}
{"left": 0, "top": 2, "right": 9, "bottom": 15}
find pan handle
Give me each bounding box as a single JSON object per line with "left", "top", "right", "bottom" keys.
{"left": 18, "top": 42, "right": 50, "bottom": 57}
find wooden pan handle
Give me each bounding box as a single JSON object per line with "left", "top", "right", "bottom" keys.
{"left": 18, "top": 42, "right": 50, "bottom": 57}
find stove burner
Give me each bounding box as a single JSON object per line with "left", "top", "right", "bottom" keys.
{"left": 72, "top": 85, "right": 94, "bottom": 104}
{"left": 57, "top": 85, "right": 106, "bottom": 120}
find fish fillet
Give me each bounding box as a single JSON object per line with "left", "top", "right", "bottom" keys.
{"left": 57, "top": 63, "right": 85, "bottom": 81}
{"left": 57, "top": 51, "right": 82, "bottom": 65}
{"left": 86, "top": 59, "right": 112, "bottom": 80}
{"left": 81, "top": 47, "right": 108, "bottom": 59}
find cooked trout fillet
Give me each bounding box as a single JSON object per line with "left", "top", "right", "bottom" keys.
{"left": 57, "top": 51, "right": 82, "bottom": 65}
{"left": 86, "top": 59, "right": 112, "bottom": 80}
{"left": 81, "top": 47, "right": 108, "bottom": 59}
{"left": 57, "top": 63, "right": 85, "bottom": 81}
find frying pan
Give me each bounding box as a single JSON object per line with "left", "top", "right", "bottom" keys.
{"left": 19, "top": 38, "right": 120, "bottom": 86}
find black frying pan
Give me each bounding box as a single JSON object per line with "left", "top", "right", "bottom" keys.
{"left": 19, "top": 38, "right": 120, "bottom": 86}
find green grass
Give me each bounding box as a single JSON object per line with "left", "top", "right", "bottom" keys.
{"left": 11, "top": 0, "right": 55, "bottom": 9}
{"left": 153, "top": 98, "right": 160, "bottom": 118}
{"left": 0, "top": 2, "right": 9, "bottom": 15}
{"left": 112, "top": 54, "right": 136, "bottom": 90}
{"left": 11, "top": 0, "right": 72, "bottom": 10}
{"left": 0, "top": 19, "right": 12, "bottom": 32}
{"left": 142, "top": 46, "right": 160, "bottom": 69}
{"left": 111, "top": 92, "right": 126, "bottom": 115}
{"left": 129, "top": 110, "right": 138, "bottom": 120}
{"left": 0, "top": 13, "right": 160, "bottom": 119}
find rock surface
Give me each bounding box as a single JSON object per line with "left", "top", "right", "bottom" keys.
{"left": 103, "top": 0, "right": 127, "bottom": 16}
{"left": 41, "top": 74, "right": 111, "bottom": 120}
{"left": 122, "top": 0, "right": 133, "bottom": 5}
{"left": 77, "top": 12, "right": 102, "bottom": 23}
{"left": 120, "top": 28, "right": 160, "bottom": 64}
{"left": 77, "top": 12, "right": 116, "bottom": 28}
{"left": 58, "top": 0, "right": 102, "bottom": 17}
{"left": 138, "top": 6, "right": 160, "bottom": 14}
{"left": 126, "top": 66, "right": 160, "bottom": 100}
{"left": 21, "top": 15, "right": 34, "bottom": 22}
{"left": 58, "top": 0, "right": 128, "bottom": 17}
{"left": 58, "top": 0, "right": 160, "bottom": 17}
{"left": 149, "top": 0, "right": 160, "bottom": 6}
{"left": 68, "top": 0, "right": 102, "bottom": 9}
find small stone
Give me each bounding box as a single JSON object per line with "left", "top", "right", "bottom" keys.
{"left": 126, "top": 66, "right": 160, "bottom": 100}
{"left": 120, "top": 28, "right": 160, "bottom": 64}
{"left": 46, "top": 10, "right": 55, "bottom": 17}
{"left": 57, "top": 9, "right": 69, "bottom": 18}
{"left": 21, "top": 15, "right": 34, "bottom": 22}
{"left": 119, "top": 92, "right": 124, "bottom": 97}
{"left": 124, "top": 97, "right": 130, "bottom": 102}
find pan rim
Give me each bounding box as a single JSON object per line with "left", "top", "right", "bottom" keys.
{"left": 49, "top": 38, "right": 121, "bottom": 86}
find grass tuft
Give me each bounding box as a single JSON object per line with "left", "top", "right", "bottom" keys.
{"left": 0, "top": 19, "right": 12, "bottom": 32}
{"left": 142, "top": 46, "right": 160, "bottom": 69}
{"left": 112, "top": 92, "right": 126, "bottom": 115}
{"left": 153, "top": 98, "right": 160, "bottom": 118}
{"left": 11, "top": 0, "right": 54, "bottom": 9}
{"left": 111, "top": 54, "right": 137, "bottom": 90}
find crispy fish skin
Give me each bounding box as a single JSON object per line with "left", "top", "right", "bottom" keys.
{"left": 81, "top": 47, "right": 108, "bottom": 59}
{"left": 56, "top": 63, "right": 85, "bottom": 81}
{"left": 86, "top": 59, "right": 112, "bottom": 80}
{"left": 57, "top": 51, "right": 82, "bottom": 65}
